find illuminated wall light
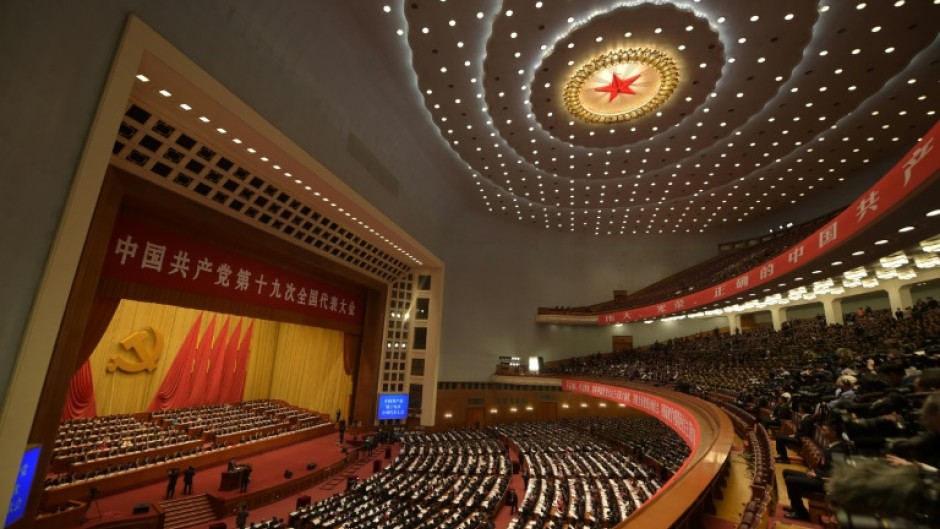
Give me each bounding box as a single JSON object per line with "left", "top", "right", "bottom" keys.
{"left": 490, "top": 408, "right": 498, "bottom": 414}
{"left": 580, "top": 403, "right": 588, "bottom": 408}
{"left": 443, "top": 412, "right": 453, "bottom": 419}
{"left": 561, "top": 403, "right": 570, "bottom": 409}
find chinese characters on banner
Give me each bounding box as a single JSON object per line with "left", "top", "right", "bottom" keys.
{"left": 104, "top": 212, "right": 364, "bottom": 325}
{"left": 561, "top": 380, "right": 699, "bottom": 450}
{"left": 599, "top": 120, "right": 940, "bottom": 325}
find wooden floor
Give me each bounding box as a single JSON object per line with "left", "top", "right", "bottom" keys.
{"left": 704, "top": 436, "right": 824, "bottom": 529}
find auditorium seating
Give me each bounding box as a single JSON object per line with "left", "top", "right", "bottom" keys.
{"left": 289, "top": 429, "right": 506, "bottom": 529}
{"left": 494, "top": 422, "right": 663, "bottom": 528}
{"left": 564, "top": 417, "right": 690, "bottom": 475}
{"left": 44, "top": 400, "right": 329, "bottom": 494}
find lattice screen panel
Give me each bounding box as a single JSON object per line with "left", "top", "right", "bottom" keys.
{"left": 111, "top": 101, "right": 410, "bottom": 283}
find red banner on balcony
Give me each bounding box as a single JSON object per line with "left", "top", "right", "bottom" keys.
{"left": 599, "top": 119, "right": 940, "bottom": 324}
{"left": 562, "top": 379, "right": 699, "bottom": 452}
{"left": 104, "top": 212, "right": 364, "bottom": 325}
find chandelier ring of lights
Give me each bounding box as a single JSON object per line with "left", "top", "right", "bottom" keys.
{"left": 563, "top": 48, "right": 680, "bottom": 125}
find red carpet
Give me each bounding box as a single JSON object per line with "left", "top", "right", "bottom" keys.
{"left": 77, "top": 432, "right": 355, "bottom": 528}
{"left": 493, "top": 444, "right": 524, "bottom": 529}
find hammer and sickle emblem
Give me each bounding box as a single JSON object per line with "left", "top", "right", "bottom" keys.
{"left": 107, "top": 326, "right": 164, "bottom": 373}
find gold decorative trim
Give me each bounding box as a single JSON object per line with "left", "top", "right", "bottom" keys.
{"left": 564, "top": 48, "right": 680, "bottom": 124}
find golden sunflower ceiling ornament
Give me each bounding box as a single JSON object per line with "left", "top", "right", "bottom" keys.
{"left": 564, "top": 48, "right": 680, "bottom": 124}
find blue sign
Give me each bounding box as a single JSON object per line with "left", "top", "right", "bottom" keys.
{"left": 377, "top": 394, "right": 409, "bottom": 420}
{"left": 6, "top": 445, "right": 41, "bottom": 527}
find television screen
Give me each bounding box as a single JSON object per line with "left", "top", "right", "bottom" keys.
{"left": 377, "top": 394, "right": 409, "bottom": 420}
{"left": 6, "top": 445, "right": 41, "bottom": 527}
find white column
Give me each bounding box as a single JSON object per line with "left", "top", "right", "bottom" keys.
{"left": 769, "top": 306, "right": 785, "bottom": 331}
{"left": 885, "top": 281, "right": 914, "bottom": 312}
{"left": 822, "top": 296, "right": 844, "bottom": 325}
{"left": 726, "top": 314, "right": 740, "bottom": 334}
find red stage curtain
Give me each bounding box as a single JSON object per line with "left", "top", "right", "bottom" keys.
{"left": 148, "top": 312, "right": 204, "bottom": 411}
{"left": 204, "top": 317, "right": 233, "bottom": 405}
{"left": 186, "top": 315, "right": 217, "bottom": 407}
{"left": 209, "top": 319, "right": 241, "bottom": 404}
{"left": 225, "top": 321, "right": 254, "bottom": 403}
{"left": 61, "top": 359, "right": 97, "bottom": 420}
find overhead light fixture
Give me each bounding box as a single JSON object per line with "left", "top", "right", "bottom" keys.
{"left": 875, "top": 267, "right": 898, "bottom": 280}
{"left": 921, "top": 237, "right": 940, "bottom": 253}
{"left": 896, "top": 267, "right": 917, "bottom": 280}
{"left": 844, "top": 267, "right": 867, "bottom": 280}
{"left": 880, "top": 252, "right": 909, "bottom": 268}
{"left": 861, "top": 277, "right": 880, "bottom": 288}
{"left": 914, "top": 254, "right": 940, "bottom": 268}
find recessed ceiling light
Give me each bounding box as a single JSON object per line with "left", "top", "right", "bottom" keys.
{"left": 857, "top": 2, "right": 867, "bottom": 9}
{"left": 885, "top": 47, "right": 895, "bottom": 53}
{"left": 505, "top": 9, "right": 513, "bottom": 16}
{"left": 898, "top": 226, "right": 915, "bottom": 233}
{"left": 449, "top": 19, "right": 456, "bottom": 26}
{"left": 232, "top": 138, "right": 242, "bottom": 144}
{"left": 875, "top": 239, "right": 889, "bottom": 245}
{"left": 158, "top": 89, "right": 172, "bottom": 97}
{"left": 135, "top": 74, "right": 150, "bottom": 82}
{"left": 382, "top": 5, "right": 391, "bottom": 13}
{"left": 852, "top": 250, "right": 865, "bottom": 256}
{"left": 477, "top": 12, "right": 484, "bottom": 19}
{"left": 831, "top": 261, "right": 843, "bottom": 266}
{"left": 784, "top": 13, "right": 794, "bottom": 20}
{"left": 750, "top": 15, "right": 759, "bottom": 21}
{"left": 216, "top": 127, "right": 227, "bottom": 134}
{"left": 179, "top": 103, "right": 191, "bottom": 111}
{"left": 198, "top": 116, "right": 210, "bottom": 123}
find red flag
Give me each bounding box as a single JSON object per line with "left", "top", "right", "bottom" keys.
{"left": 149, "top": 312, "right": 204, "bottom": 411}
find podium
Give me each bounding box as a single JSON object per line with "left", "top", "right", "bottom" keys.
{"left": 219, "top": 468, "right": 244, "bottom": 491}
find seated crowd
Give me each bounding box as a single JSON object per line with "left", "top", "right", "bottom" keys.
{"left": 289, "top": 429, "right": 507, "bottom": 529}
{"left": 45, "top": 400, "right": 328, "bottom": 490}
{"left": 564, "top": 417, "right": 690, "bottom": 475}
{"left": 494, "top": 422, "right": 663, "bottom": 529}
{"left": 545, "top": 298, "right": 940, "bottom": 527}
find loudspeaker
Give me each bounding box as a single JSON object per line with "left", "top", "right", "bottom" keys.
{"left": 283, "top": 470, "right": 293, "bottom": 479}
{"left": 132, "top": 504, "right": 150, "bottom": 515}
{"left": 306, "top": 462, "right": 317, "bottom": 471}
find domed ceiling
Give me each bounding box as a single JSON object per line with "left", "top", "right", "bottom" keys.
{"left": 373, "top": 0, "right": 939, "bottom": 235}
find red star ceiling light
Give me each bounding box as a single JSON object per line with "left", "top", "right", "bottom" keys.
{"left": 564, "top": 48, "right": 679, "bottom": 124}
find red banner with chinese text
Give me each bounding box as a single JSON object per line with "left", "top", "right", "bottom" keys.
{"left": 598, "top": 119, "right": 940, "bottom": 324}
{"left": 104, "top": 212, "right": 365, "bottom": 325}
{"left": 561, "top": 379, "right": 699, "bottom": 452}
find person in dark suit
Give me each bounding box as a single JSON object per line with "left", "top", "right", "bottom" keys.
{"left": 775, "top": 402, "right": 815, "bottom": 463}
{"left": 234, "top": 502, "right": 249, "bottom": 529}
{"left": 228, "top": 458, "right": 238, "bottom": 472}
{"left": 182, "top": 466, "right": 196, "bottom": 495}
{"left": 506, "top": 488, "right": 518, "bottom": 514}
{"left": 165, "top": 467, "right": 180, "bottom": 499}
{"left": 239, "top": 464, "right": 252, "bottom": 493}
{"left": 783, "top": 421, "right": 847, "bottom": 520}
{"left": 338, "top": 419, "right": 346, "bottom": 444}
